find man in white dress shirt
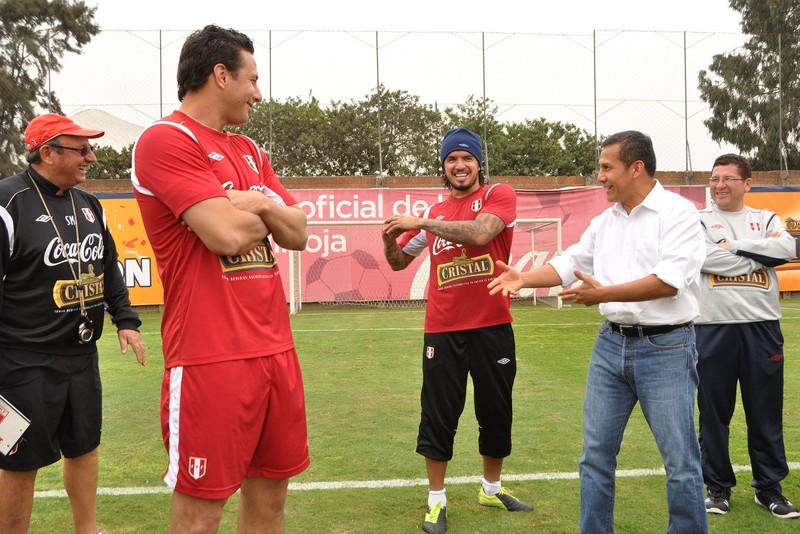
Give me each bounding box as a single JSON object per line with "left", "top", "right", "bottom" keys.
{"left": 488, "top": 130, "right": 708, "bottom": 534}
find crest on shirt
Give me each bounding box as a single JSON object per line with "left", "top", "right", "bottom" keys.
{"left": 81, "top": 208, "right": 95, "bottom": 223}
{"left": 243, "top": 155, "right": 258, "bottom": 173}
{"left": 471, "top": 198, "right": 483, "bottom": 212}
{"left": 749, "top": 221, "right": 761, "bottom": 232}
{"left": 188, "top": 457, "right": 207, "bottom": 480}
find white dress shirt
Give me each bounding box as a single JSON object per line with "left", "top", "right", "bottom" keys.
{"left": 548, "top": 181, "right": 705, "bottom": 325}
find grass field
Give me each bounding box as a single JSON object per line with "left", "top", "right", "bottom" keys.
{"left": 28, "top": 301, "right": 800, "bottom": 533}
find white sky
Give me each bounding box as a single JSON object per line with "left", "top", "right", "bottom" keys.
{"left": 90, "top": 0, "right": 743, "bottom": 34}
{"left": 60, "top": 0, "right": 748, "bottom": 171}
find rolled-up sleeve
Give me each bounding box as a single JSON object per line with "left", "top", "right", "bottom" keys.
{"left": 651, "top": 199, "right": 705, "bottom": 297}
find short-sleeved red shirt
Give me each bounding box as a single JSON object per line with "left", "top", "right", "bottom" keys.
{"left": 399, "top": 183, "right": 516, "bottom": 333}
{"left": 132, "top": 111, "right": 296, "bottom": 368}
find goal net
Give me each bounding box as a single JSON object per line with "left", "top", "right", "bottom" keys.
{"left": 288, "top": 218, "right": 563, "bottom": 313}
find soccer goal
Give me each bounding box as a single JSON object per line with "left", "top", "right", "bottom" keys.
{"left": 287, "top": 218, "right": 563, "bottom": 313}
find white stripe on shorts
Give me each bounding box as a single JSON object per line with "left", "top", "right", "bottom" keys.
{"left": 163, "top": 366, "right": 184, "bottom": 489}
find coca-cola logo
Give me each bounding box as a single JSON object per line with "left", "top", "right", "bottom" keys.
{"left": 432, "top": 235, "right": 460, "bottom": 256}
{"left": 43, "top": 234, "right": 104, "bottom": 267}
{"left": 220, "top": 181, "right": 265, "bottom": 193}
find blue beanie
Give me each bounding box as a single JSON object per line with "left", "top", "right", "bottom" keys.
{"left": 440, "top": 127, "right": 482, "bottom": 164}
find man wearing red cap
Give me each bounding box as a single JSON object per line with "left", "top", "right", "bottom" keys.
{"left": 383, "top": 127, "right": 532, "bottom": 534}
{"left": 0, "top": 113, "right": 146, "bottom": 534}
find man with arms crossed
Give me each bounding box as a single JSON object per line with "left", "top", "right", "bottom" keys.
{"left": 383, "top": 127, "right": 532, "bottom": 534}
{"left": 489, "top": 131, "right": 708, "bottom": 533}
{"left": 696, "top": 153, "right": 798, "bottom": 519}
{"left": 0, "top": 113, "right": 146, "bottom": 534}
{"left": 132, "top": 25, "right": 309, "bottom": 533}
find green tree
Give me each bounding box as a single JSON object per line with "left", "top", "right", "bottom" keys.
{"left": 698, "top": 0, "right": 800, "bottom": 170}
{"left": 239, "top": 87, "right": 444, "bottom": 177}
{"left": 239, "top": 89, "right": 596, "bottom": 178}
{"left": 0, "top": 0, "right": 99, "bottom": 178}
{"left": 445, "top": 96, "right": 595, "bottom": 177}
{"left": 87, "top": 144, "right": 133, "bottom": 180}
{"left": 496, "top": 119, "right": 596, "bottom": 177}
{"left": 313, "top": 86, "right": 442, "bottom": 177}
{"left": 233, "top": 95, "right": 330, "bottom": 176}
{"left": 352, "top": 86, "right": 443, "bottom": 176}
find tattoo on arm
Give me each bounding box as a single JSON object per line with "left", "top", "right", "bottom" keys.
{"left": 422, "top": 213, "right": 505, "bottom": 245}
{"left": 383, "top": 239, "right": 412, "bottom": 270}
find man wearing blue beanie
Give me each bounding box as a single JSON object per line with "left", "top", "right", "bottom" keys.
{"left": 439, "top": 127, "right": 483, "bottom": 171}
{"left": 383, "top": 127, "right": 532, "bottom": 533}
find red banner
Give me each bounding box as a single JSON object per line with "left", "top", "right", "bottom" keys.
{"left": 102, "top": 186, "right": 712, "bottom": 305}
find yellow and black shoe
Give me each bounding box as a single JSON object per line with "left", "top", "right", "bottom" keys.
{"left": 479, "top": 486, "right": 533, "bottom": 512}
{"left": 422, "top": 501, "right": 447, "bottom": 533}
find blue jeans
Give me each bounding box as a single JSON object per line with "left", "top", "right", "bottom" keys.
{"left": 580, "top": 322, "right": 708, "bottom": 534}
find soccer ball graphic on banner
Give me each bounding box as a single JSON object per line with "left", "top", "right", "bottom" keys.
{"left": 305, "top": 249, "right": 392, "bottom": 303}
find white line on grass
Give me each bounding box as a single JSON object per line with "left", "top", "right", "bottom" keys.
{"left": 293, "top": 322, "right": 597, "bottom": 333}
{"left": 34, "top": 462, "right": 800, "bottom": 498}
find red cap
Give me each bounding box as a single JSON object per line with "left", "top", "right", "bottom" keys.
{"left": 24, "top": 114, "right": 104, "bottom": 151}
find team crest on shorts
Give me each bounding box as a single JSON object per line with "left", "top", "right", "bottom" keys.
{"left": 188, "top": 457, "right": 207, "bottom": 480}
{"left": 426, "top": 346, "right": 435, "bottom": 359}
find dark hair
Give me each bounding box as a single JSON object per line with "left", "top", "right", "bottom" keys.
{"left": 712, "top": 153, "right": 752, "bottom": 179}
{"left": 176, "top": 25, "right": 255, "bottom": 101}
{"left": 26, "top": 143, "right": 64, "bottom": 164}
{"left": 26, "top": 149, "right": 42, "bottom": 164}
{"left": 601, "top": 130, "right": 656, "bottom": 176}
{"left": 441, "top": 167, "right": 486, "bottom": 190}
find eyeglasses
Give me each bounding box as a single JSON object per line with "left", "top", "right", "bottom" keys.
{"left": 709, "top": 176, "right": 746, "bottom": 184}
{"left": 47, "top": 144, "right": 95, "bottom": 157}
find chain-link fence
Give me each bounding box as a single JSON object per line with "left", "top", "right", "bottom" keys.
{"left": 48, "top": 29, "right": 756, "bottom": 171}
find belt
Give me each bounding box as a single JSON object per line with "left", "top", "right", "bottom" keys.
{"left": 606, "top": 321, "right": 692, "bottom": 338}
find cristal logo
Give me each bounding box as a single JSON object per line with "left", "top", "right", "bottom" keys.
{"left": 432, "top": 235, "right": 459, "bottom": 256}
{"left": 43, "top": 234, "right": 104, "bottom": 266}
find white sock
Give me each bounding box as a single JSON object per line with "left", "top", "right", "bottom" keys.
{"left": 482, "top": 477, "right": 502, "bottom": 496}
{"left": 428, "top": 488, "right": 446, "bottom": 508}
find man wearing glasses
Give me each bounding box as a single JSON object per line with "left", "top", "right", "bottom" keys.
{"left": 696, "top": 154, "right": 799, "bottom": 519}
{"left": 0, "top": 114, "right": 146, "bottom": 534}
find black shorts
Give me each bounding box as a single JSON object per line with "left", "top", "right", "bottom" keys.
{"left": 416, "top": 323, "right": 517, "bottom": 461}
{"left": 0, "top": 348, "right": 102, "bottom": 471}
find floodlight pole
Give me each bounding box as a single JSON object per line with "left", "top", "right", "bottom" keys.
{"left": 684, "top": 32, "right": 692, "bottom": 183}
{"left": 482, "top": 32, "right": 490, "bottom": 180}
{"left": 376, "top": 31, "right": 384, "bottom": 180}
{"left": 159, "top": 31, "right": 163, "bottom": 118}
{"left": 592, "top": 30, "right": 599, "bottom": 181}
{"left": 269, "top": 31, "right": 274, "bottom": 161}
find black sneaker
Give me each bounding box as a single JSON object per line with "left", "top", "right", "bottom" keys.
{"left": 422, "top": 501, "right": 447, "bottom": 533}
{"left": 479, "top": 486, "right": 533, "bottom": 512}
{"left": 755, "top": 488, "right": 800, "bottom": 519}
{"left": 705, "top": 487, "right": 731, "bottom": 515}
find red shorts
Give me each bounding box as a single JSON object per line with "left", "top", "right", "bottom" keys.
{"left": 161, "top": 349, "right": 310, "bottom": 499}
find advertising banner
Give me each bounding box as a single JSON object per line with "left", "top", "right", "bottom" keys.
{"left": 746, "top": 188, "right": 800, "bottom": 291}
{"left": 101, "top": 186, "right": 710, "bottom": 306}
